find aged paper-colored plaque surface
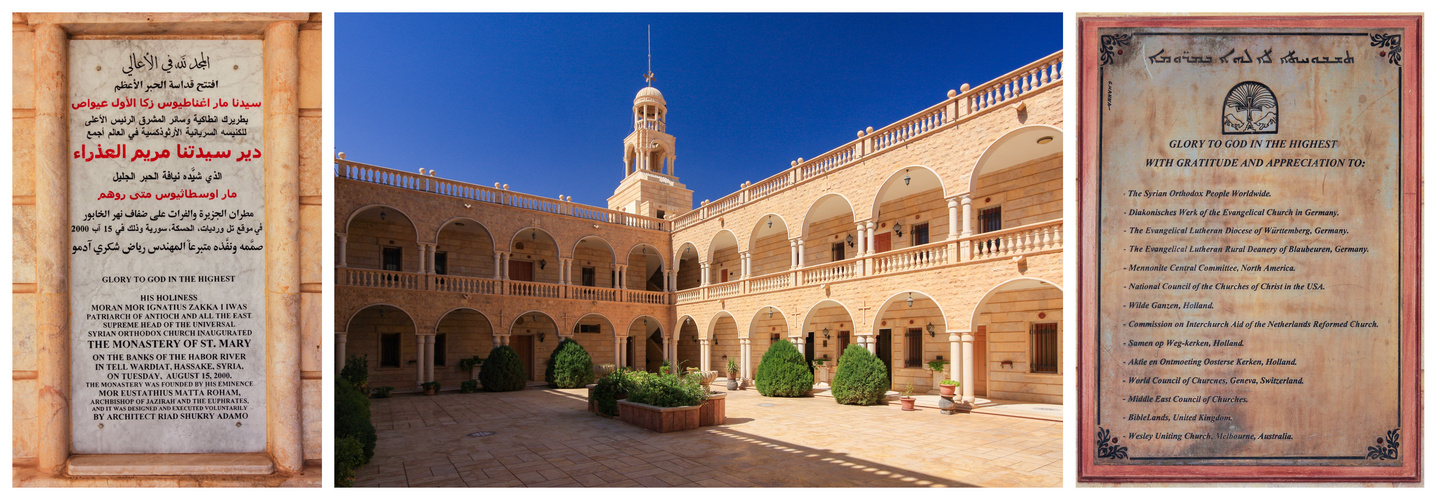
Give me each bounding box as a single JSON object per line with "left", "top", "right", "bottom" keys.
{"left": 68, "top": 40, "right": 267, "bottom": 454}
{"left": 1078, "top": 17, "right": 1420, "bottom": 481}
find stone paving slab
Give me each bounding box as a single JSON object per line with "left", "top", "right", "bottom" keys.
{"left": 352, "top": 387, "right": 1062, "bottom": 487}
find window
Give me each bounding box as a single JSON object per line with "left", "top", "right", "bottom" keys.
{"left": 581, "top": 267, "right": 596, "bottom": 287}
{"left": 434, "top": 333, "right": 447, "bottom": 366}
{"left": 656, "top": 210, "right": 666, "bottom": 219}
{"left": 771, "top": 333, "right": 781, "bottom": 343}
{"left": 379, "top": 333, "right": 400, "bottom": 368}
{"left": 577, "top": 324, "right": 601, "bottom": 334}
{"left": 831, "top": 242, "right": 845, "bottom": 261}
{"left": 978, "top": 206, "right": 1003, "bottom": 253}
{"left": 1031, "top": 323, "right": 1058, "bottom": 374}
{"left": 904, "top": 328, "right": 923, "bottom": 368}
{"left": 381, "top": 247, "right": 402, "bottom": 272}
{"left": 837, "top": 332, "right": 851, "bottom": 355}
{"left": 912, "top": 223, "right": 929, "bottom": 245}
{"left": 433, "top": 252, "right": 447, "bottom": 275}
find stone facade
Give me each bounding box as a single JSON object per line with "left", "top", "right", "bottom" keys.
{"left": 335, "top": 52, "right": 1065, "bottom": 407}
{"left": 12, "top": 13, "right": 323, "bottom": 486}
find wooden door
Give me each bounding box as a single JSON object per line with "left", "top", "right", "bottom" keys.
{"left": 511, "top": 335, "right": 534, "bottom": 381}
{"left": 720, "top": 269, "right": 729, "bottom": 283}
{"left": 873, "top": 233, "right": 892, "bottom": 253}
{"left": 975, "top": 326, "right": 988, "bottom": 397}
{"left": 509, "top": 260, "right": 533, "bottom": 282}
{"left": 876, "top": 329, "right": 893, "bottom": 389}
{"left": 804, "top": 332, "right": 815, "bottom": 370}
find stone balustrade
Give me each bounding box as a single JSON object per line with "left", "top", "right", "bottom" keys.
{"left": 869, "top": 240, "right": 950, "bottom": 276}
{"left": 962, "top": 218, "right": 1063, "bottom": 261}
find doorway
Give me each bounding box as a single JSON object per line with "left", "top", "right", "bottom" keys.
{"left": 804, "top": 332, "right": 815, "bottom": 371}
{"left": 876, "top": 329, "right": 893, "bottom": 389}
{"left": 509, "top": 260, "right": 533, "bottom": 282}
{"left": 975, "top": 326, "right": 989, "bottom": 396}
{"left": 510, "top": 335, "right": 534, "bottom": 381}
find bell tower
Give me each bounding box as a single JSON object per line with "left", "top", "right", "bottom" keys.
{"left": 608, "top": 33, "right": 692, "bottom": 219}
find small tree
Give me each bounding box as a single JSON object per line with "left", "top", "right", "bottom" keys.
{"left": 754, "top": 340, "right": 814, "bottom": 397}
{"left": 479, "top": 345, "right": 527, "bottom": 392}
{"left": 334, "top": 378, "right": 376, "bottom": 462}
{"left": 339, "top": 354, "right": 369, "bottom": 391}
{"left": 830, "top": 344, "right": 890, "bottom": 405}
{"left": 545, "top": 338, "right": 594, "bottom": 389}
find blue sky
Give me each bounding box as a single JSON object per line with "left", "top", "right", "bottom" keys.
{"left": 336, "top": 13, "right": 1060, "bottom": 207}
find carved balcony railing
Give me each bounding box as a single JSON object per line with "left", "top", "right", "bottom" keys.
{"left": 340, "top": 267, "right": 677, "bottom": 305}
{"left": 429, "top": 274, "right": 501, "bottom": 294}
{"left": 749, "top": 273, "right": 789, "bottom": 293}
{"left": 570, "top": 285, "right": 619, "bottom": 302}
{"left": 343, "top": 268, "right": 424, "bottom": 289}
{"left": 336, "top": 159, "right": 669, "bottom": 232}
{"left": 799, "top": 259, "right": 856, "bottom": 286}
{"left": 667, "top": 51, "right": 1063, "bottom": 231}
{"left": 962, "top": 219, "right": 1063, "bottom": 260}
{"left": 709, "top": 281, "right": 742, "bottom": 300}
{"left": 626, "top": 289, "right": 669, "bottom": 305}
{"left": 869, "top": 240, "right": 951, "bottom": 276}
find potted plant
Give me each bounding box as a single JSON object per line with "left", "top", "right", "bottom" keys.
{"left": 458, "top": 356, "right": 485, "bottom": 379}
{"left": 725, "top": 358, "right": 740, "bottom": 390}
{"left": 899, "top": 384, "right": 917, "bottom": 411}
{"left": 927, "top": 359, "right": 950, "bottom": 390}
{"left": 369, "top": 386, "right": 394, "bottom": 398}
{"left": 421, "top": 381, "right": 441, "bottom": 395}
{"left": 459, "top": 379, "right": 479, "bottom": 394}
{"left": 938, "top": 379, "right": 959, "bottom": 397}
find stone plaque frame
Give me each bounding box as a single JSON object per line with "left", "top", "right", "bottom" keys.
{"left": 27, "top": 13, "right": 308, "bottom": 476}
{"left": 1076, "top": 15, "right": 1421, "bottom": 482}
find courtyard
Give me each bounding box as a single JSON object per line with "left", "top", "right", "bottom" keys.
{"left": 351, "top": 385, "right": 1062, "bottom": 487}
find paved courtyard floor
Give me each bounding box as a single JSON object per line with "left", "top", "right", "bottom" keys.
{"left": 352, "top": 386, "right": 1062, "bottom": 487}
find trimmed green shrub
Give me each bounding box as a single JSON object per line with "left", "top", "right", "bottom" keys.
{"left": 334, "top": 378, "right": 376, "bottom": 462}
{"left": 335, "top": 435, "right": 364, "bottom": 487}
{"left": 754, "top": 340, "right": 814, "bottom": 397}
{"left": 479, "top": 345, "right": 527, "bottom": 392}
{"left": 591, "top": 369, "right": 644, "bottom": 416}
{"left": 545, "top": 338, "right": 594, "bottom": 388}
{"left": 339, "top": 354, "right": 368, "bottom": 390}
{"left": 831, "top": 344, "right": 890, "bottom": 405}
{"left": 459, "top": 380, "right": 479, "bottom": 393}
{"left": 628, "top": 373, "right": 705, "bottom": 408}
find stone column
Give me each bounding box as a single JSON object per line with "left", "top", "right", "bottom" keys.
{"left": 700, "top": 263, "right": 710, "bottom": 286}
{"left": 961, "top": 331, "right": 976, "bottom": 404}
{"left": 617, "top": 264, "right": 627, "bottom": 289}
{"left": 740, "top": 338, "right": 752, "bottom": 382}
{"left": 856, "top": 222, "right": 867, "bottom": 255}
{"left": 415, "top": 335, "right": 427, "bottom": 387}
{"left": 614, "top": 337, "right": 623, "bottom": 368}
{"left": 336, "top": 332, "right": 348, "bottom": 371}
{"left": 264, "top": 20, "right": 304, "bottom": 474}
{"left": 699, "top": 339, "right": 711, "bottom": 372}
{"left": 948, "top": 332, "right": 962, "bottom": 384}
{"left": 866, "top": 221, "right": 877, "bottom": 253}
{"left": 797, "top": 238, "right": 806, "bottom": 267}
{"left": 337, "top": 233, "right": 348, "bottom": 267}
{"left": 493, "top": 251, "right": 503, "bottom": 279}
{"left": 789, "top": 239, "right": 798, "bottom": 269}
{"left": 961, "top": 195, "right": 973, "bottom": 237}
{"left": 865, "top": 335, "right": 876, "bottom": 354}
{"left": 947, "top": 197, "right": 960, "bottom": 240}
{"left": 502, "top": 252, "right": 510, "bottom": 279}
{"left": 35, "top": 22, "right": 70, "bottom": 475}
{"left": 619, "top": 336, "right": 629, "bottom": 368}
{"left": 424, "top": 334, "right": 436, "bottom": 384}
{"left": 794, "top": 336, "right": 805, "bottom": 356}
{"left": 417, "top": 244, "right": 428, "bottom": 274}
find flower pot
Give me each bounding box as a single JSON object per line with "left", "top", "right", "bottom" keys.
{"left": 424, "top": 388, "right": 437, "bottom": 396}
{"left": 617, "top": 399, "right": 701, "bottom": 433}
{"left": 694, "top": 370, "right": 719, "bottom": 388}
{"left": 700, "top": 392, "right": 727, "bottom": 426}
{"left": 726, "top": 374, "right": 739, "bottom": 391}
{"left": 939, "top": 384, "right": 957, "bottom": 397}
{"left": 900, "top": 396, "right": 916, "bottom": 411}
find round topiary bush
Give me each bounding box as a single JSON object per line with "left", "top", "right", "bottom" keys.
{"left": 754, "top": 339, "right": 814, "bottom": 397}
{"left": 830, "top": 343, "right": 890, "bottom": 405}
{"left": 545, "top": 338, "right": 594, "bottom": 389}
{"left": 479, "top": 345, "right": 527, "bottom": 392}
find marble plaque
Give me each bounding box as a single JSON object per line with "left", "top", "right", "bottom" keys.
{"left": 1078, "top": 17, "right": 1420, "bottom": 481}
{"left": 69, "top": 40, "right": 266, "bottom": 454}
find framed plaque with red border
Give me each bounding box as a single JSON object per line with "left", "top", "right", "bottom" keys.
{"left": 1077, "top": 15, "right": 1420, "bottom": 482}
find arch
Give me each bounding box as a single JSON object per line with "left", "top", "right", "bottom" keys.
{"left": 509, "top": 309, "right": 559, "bottom": 332}
{"left": 870, "top": 290, "right": 950, "bottom": 337}
{"left": 799, "top": 299, "right": 857, "bottom": 337}
{"left": 344, "top": 204, "right": 421, "bottom": 242}
{"left": 432, "top": 307, "right": 494, "bottom": 333}
{"left": 625, "top": 242, "right": 667, "bottom": 270}
{"left": 705, "top": 310, "right": 737, "bottom": 340}
{"left": 571, "top": 235, "right": 618, "bottom": 265}
{"left": 967, "top": 124, "right": 1064, "bottom": 193}
{"left": 625, "top": 315, "right": 666, "bottom": 338}
{"left": 674, "top": 242, "right": 702, "bottom": 291}
{"left": 432, "top": 216, "right": 496, "bottom": 244}
{"left": 800, "top": 194, "right": 857, "bottom": 239}
{"left": 344, "top": 303, "right": 417, "bottom": 333}
{"left": 706, "top": 229, "right": 740, "bottom": 262}
{"left": 673, "top": 241, "right": 699, "bottom": 267}
{"left": 967, "top": 277, "right": 1063, "bottom": 330}
{"left": 746, "top": 213, "right": 791, "bottom": 253}
{"left": 870, "top": 165, "right": 948, "bottom": 221}
{"left": 509, "top": 226, "right": 561, "bottom": 254}
{"left": 572, "top": 312, "right": 617, "bottom": 335}
{"left": 674, "top": 314, "right": 699, "bottom": 340}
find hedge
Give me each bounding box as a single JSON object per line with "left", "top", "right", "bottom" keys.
{"left": 754, "top": 340, "right": 814, "bottom": 397}
{"left": 479, "top": 345, "right": 527, "bottom": 392}
{"left": 830, "top": 343, "right": 890, "bottom": 405}
{"left": 627, "top": 373, "right": 705, "bottom": 408}
{"left": 334, "top": 377, "right": 376, "bottom": 487}
{"left": 545, "top": 338, "right": 594, "bottom": 389}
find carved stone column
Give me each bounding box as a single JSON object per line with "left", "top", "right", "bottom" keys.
{"left": 263, "top": 20, "right": 303, "bottom": 474}
{"left": 336, "top": 332, "right": 348, "bottom": 371}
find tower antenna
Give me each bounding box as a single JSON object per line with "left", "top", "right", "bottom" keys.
{"left": 644, "top": 25, "right": 656, "bottom": 86}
